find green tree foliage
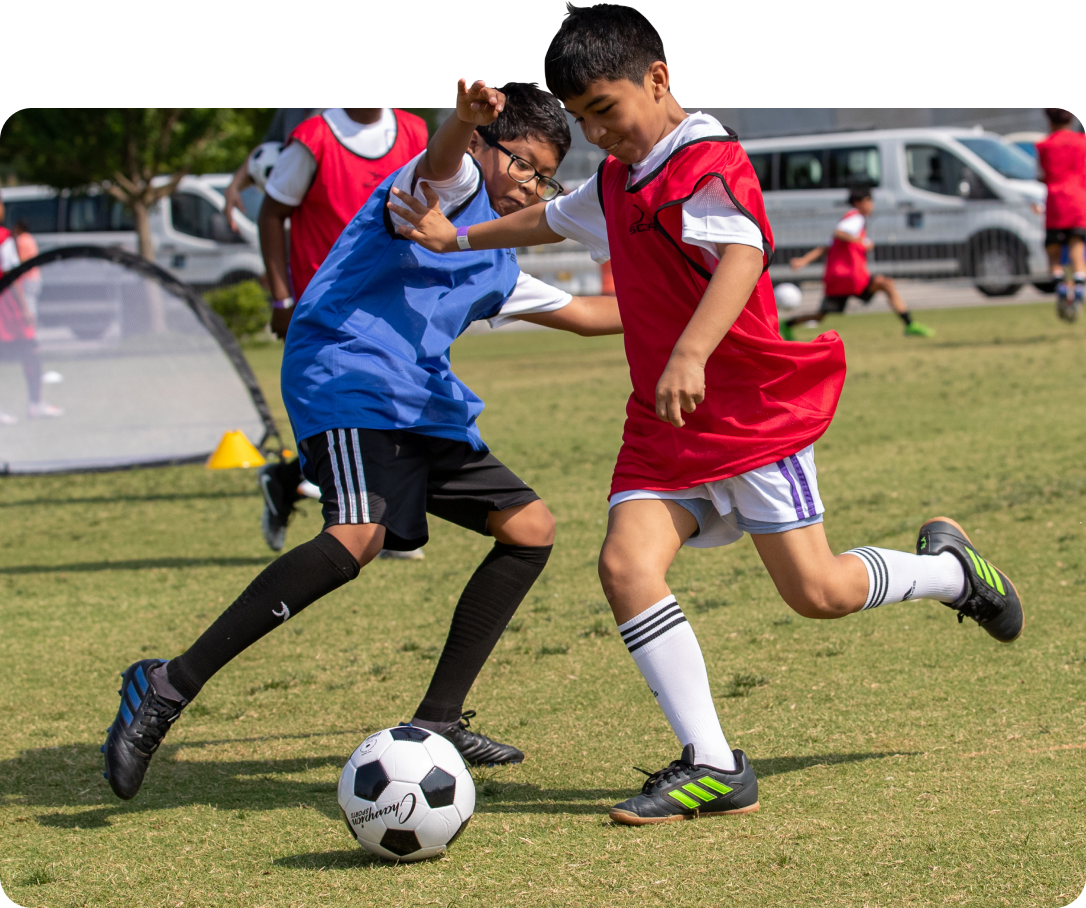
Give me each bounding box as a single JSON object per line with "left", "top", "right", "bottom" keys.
{"left": 0, "top": 109, "right": 273, "bottom": 259}
{"left": 203, "top": 280, "right": 271, "bottom": 341}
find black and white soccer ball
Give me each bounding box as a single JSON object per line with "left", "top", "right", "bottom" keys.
{"left": 247, "top": 141, "right": 283, "bottom": 192}
{"left": 338, "top": 726, "right": 475, "bottom": 862}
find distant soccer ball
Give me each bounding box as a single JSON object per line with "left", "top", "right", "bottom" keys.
{"left": 774, "top": 282, "right": 803, "bottom": 310}
{"left": 247, "top": 141, "right": 283, "bottom": 192}
{"left": 338, "top": 726, "right": 475, "bottom": 862}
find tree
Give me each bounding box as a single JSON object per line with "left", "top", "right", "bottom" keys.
{"left": 0, "top": 109, "right": 273, "bottom": 259}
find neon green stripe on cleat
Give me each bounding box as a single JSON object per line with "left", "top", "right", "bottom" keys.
{"left": 985, "top": 560, "right": 1005, "bottom": 595}
{"left": 967, "top": 549, "right": 992, "bottom": 587}
{"left": 698, "top": 777, "right": 734, "bottom": 796}
{"left": 669, "top": 790, "right": 700, "bottom": 809}
{"left": 682, "top": 783, "right": 716, "bottom": 802}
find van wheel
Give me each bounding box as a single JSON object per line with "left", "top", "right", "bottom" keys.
{"left": 1032, "top": 279, "right": 1058, "bottom": 294}
{"left": 965, "top": 231, "right": 1026, "bottom": 297}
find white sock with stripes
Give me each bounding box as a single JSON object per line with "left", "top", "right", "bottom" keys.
{"left": 617, "top": 596, "right": 737, "bottom": 771}
{"left": 847, "top": 547, "right": 966, "bottom": 609}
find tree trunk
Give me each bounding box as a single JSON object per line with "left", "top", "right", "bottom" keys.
{"left": 131, "top": 198, "right": 155, "bottom": 262}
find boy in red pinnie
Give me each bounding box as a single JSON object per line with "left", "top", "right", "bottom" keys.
{"left": 1036, "top": 107, "right": 1086, "bottom": 321}
{"left": 392, "top": 3, "right": 1024, "bottom": 825}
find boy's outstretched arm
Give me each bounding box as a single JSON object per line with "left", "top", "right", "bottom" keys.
{"left": 515, "top": 296, "right": 622, "bottom": 336}
{"left": 416, "top": 80, "right": 506, "bottom": 182}
{"left": 790, "top": 246, "right": 825, "bottom": 269}
{"left": 656, "top": 244, "right": 764, "bottom": 428}
{"left": 389, "top": 183, "right": 564, "bottom": 251}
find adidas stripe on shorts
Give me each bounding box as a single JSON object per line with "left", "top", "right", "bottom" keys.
{"left": 608, "top": 444, "right": 824, "bottom": 548}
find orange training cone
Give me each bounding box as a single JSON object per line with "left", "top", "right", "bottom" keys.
{"left": 206, "top": 430, "right": 266, "bottom": 469}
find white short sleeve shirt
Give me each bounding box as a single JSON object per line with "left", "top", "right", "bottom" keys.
{"left": 545, "top": 112, "right": 766, "bottom": 264}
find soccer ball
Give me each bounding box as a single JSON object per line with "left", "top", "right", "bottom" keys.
{"left": 774, "top": 282, "right": 803, "bottom": 310}
{"left": 247, "top": 141, "right": 283, "bottom": 192}
{"left": 338, "top": 726, "right": 475, "bottom": 862}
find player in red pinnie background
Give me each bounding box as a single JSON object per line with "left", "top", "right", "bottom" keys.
{"left": 392, "top": 2, "right": 1026, "bottom": 827}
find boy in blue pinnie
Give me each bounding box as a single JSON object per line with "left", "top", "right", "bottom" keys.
{"left": 102, "top": 81, "right": 622, "bottom": 801}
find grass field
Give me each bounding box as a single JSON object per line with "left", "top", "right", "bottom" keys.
{"left": 1, "top": 302, "right": 1084, "bottom": 908}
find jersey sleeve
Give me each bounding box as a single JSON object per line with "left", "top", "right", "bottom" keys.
{"left": 487, "top": 271, "right": 573, "bottom": 328}
{"left": 0, "top": 237, "right": 21, "bottom": 272}
{"left": 680, "top": 180, "right": 765, "bottom": 258}
{"left": 835, "top": 212, "right": 865, "bottom": 237}
{"left": 387, "top": 152, "right": 480, "bottom": 230}
{"left": 264, "top": 142, "right": 317, "bottom": 207}
{"left": 545, "top": 175, "right": 610, "bottom": 263}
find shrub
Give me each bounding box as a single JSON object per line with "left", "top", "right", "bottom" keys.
{"left": 204, "top": 280, "right": 270, "bottom": 340}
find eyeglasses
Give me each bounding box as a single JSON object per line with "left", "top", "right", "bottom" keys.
{"left": 482, "top": 136, "right": 564, "bottom": 201}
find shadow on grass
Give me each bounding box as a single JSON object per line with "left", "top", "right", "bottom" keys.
{"left": 3, "top": 743, "right": 918, "bottom": 833}
{"left": 0, "top": 556, "right": 272, "bottom": 575}
{"left": 0, "top": 490, "right": 260, "bottom": 509}
{"left": 273, "top": 850, "right": 386, "bottom": 870}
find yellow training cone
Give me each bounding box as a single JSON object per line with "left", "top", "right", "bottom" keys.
{"left": 206, "top": 430, "right": 266, "bottom": 469}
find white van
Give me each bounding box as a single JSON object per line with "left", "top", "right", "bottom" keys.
{"left": 1, "top": 176, "right": 265, "bottom": 290}
{"left": 741, "top": 127, "right": 1047, "bottom": 296}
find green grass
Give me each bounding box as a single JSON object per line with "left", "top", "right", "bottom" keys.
{"left": 2, "top": 304, "right": 1085, "bottom": 907}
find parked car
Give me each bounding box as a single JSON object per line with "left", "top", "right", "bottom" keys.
{"left": 741, "top": 127, "right": 1048, "bottom": 296}
{"left": 1003, "top": 131, "right": 1047, "bottom": 160}
{"left": 1, "top": 176, "right": 265, "bottom": 290}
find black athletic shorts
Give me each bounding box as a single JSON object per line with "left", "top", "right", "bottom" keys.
{"left": 1046, "top": 227, "right": 1086, "bottom": 247}
{"left": 297, "top": 428, "right": 540, "bottom": 550}
{"left": 820, "top": 279, "right": 876, "bottom": 313}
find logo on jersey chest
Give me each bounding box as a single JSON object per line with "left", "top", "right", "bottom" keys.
{"left": 628, "top": 204, "right": 655, "bottom": 235}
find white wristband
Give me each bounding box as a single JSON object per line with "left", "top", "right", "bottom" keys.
{"left": 455, "top": 226, "right": 472, "bottom": 251}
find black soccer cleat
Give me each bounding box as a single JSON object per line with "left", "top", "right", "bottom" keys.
{"left": 438, "top": 711, "right": 524, "bottom": 767}
{"left": 258, "top": 461, "right": 301, "bottom": 552}
{"left": 610, "top": 745, "right": 759, "bottom": 826}
{"left": 102, "top": 659, "right": 187, "bottom": 800}
{"left": 916, "top": 517, "right": 1024, "bottom": 642}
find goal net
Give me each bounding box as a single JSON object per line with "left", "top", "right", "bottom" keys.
{"left": 0, "top": 246, "right": 279, "bottom": 474}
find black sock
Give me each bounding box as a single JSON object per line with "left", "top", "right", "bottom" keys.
{"left": 413, "top": 542, "right": 552, "bottom": 724}
{"left": 898, "top": 310, "right": 913, "bottom": 326}
{"left": 167, "top": 533, "right": 360, "bottom": 700}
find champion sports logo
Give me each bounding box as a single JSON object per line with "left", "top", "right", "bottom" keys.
{"left": 350, "top": 792, "right": 417, "bottom": 829}
{"left": 667, "top": 776, "right": 734, "bottom": 809}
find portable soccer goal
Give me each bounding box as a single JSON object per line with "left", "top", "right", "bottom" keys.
{"left": 0, "top": 245, "right": 281, "bottom": 474}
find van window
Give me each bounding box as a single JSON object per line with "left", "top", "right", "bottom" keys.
{"left": 828, "top": 146, "right": 880, "bottom": 188}
{"left": 780, "top": 151, "right": 824, "bottom": 190}
{"left": 67, "top": 196, "right": 134, "bottom": 232}
{"left": 170, "top": 193, "right": 245, "bottom": 244}
{"left": 747, "top": 153, "right": 772, "bottom": 191}
{"left": 906, "top": 145, "right": 996, "bottom": 200}
{"left": 3, "top": 197, "right": 60, "bottom": 233}
{"left": 957, "top": 137, "right": 1037, "bottom": 181}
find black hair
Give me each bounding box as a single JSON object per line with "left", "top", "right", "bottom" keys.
{"left": 476, "top": 82, "right": 571, "bottom": 164}
{"left": 544, "top": 3, "right": 666, "bottom": 102}
{"left": 13, "top": 219, "right": 31, "bottom": 233}
{"left": 1045, "top": 108, "right": 1074, "bottom": 127}
{"left": 848, "top": 185, "right": 873, "bottom": 205}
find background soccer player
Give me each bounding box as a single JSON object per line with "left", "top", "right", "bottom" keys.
{"left": 783, "top": 187, "right": 933, "bottom": 339}
{"left": 1036, "top": 107, "right": 1086, "bottom": 321}
{"left": 253, "top": 108, "right": 429, "bottom": 553}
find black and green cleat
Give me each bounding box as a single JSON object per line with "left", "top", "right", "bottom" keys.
{"left": 609, "top": 745, "right": 759, "bottom": 826}
{"left": 916, "top": 517, "right": 1024, "bottom": 643}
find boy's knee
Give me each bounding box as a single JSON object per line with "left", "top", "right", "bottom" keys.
{"left": 489, "top": 500, "right": 556, "bottom": 547}
{"left": 598, "top": 543, "right": 648, "bottom": 600}
{"left": 782, "top": 585, "right": 854, "bottom": 619}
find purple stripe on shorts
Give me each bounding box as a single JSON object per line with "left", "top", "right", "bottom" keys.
{"left": 790, "top": 454, "right": 817, "bottom": 519}
{"left": 776, "top": 459, "right": 806, "bottom": 520}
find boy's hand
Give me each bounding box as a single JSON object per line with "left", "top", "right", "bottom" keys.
{"left": 789, "top": 256, "right": 804, "bottom": 270}
{"left": 456, "top": 79, "right": 505, "bottom": 127}
{"left": 388, "top": 183, "right": 458, "bottom": 252}
{"left": 655, "top": 352, "right": 705, "bottom": 428}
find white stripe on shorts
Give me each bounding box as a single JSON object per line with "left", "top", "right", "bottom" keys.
{"left": 337, "top": 429, "right": 357, "bottom": 524}
{"left": 350, "top": 428, "right": 370, "bottom": 523}
{"left": 326, "top": 430, "right": 347, "bottom": 524}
